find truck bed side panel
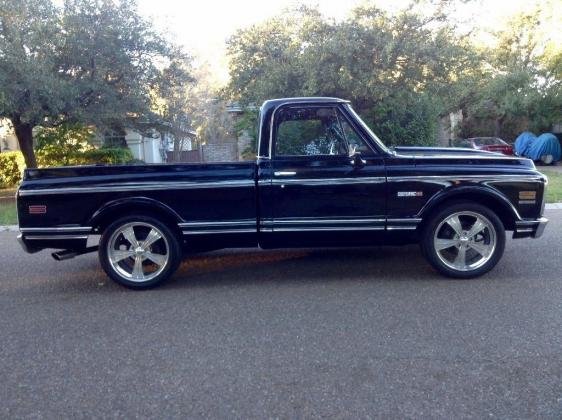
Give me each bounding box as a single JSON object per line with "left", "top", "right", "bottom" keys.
{"left": 18, "top": 163, "right": 257, "bottom": 231}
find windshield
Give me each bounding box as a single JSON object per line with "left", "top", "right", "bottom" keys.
{"left": 344, "top": 104, "right": 390, "bottom": 153}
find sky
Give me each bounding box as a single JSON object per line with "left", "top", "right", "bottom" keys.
{"left": 136, "top": 0, "right": 553, "bottom": 85}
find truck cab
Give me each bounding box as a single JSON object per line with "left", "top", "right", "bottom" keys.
{"left": 256, "top": 98, "right": 388, "bottom": 248}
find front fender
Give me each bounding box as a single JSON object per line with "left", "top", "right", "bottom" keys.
{"left": 418, "top": 184, "right": 522, "bottom": 222}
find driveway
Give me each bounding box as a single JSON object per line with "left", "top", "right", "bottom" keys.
{"left": 1, "top": 210, "right": 561, "bottom": 418}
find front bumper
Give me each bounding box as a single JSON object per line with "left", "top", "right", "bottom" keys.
{"left": 513, "top": 217, "right": 548, "bottom": 239}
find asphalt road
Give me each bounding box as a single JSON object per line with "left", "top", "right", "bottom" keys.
{"left": 1, "top": 211, "right": 561, "bottom": 418}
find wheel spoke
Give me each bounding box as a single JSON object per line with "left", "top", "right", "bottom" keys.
{"left": 467, "top": 218, "right": 486, "bottom": 238}
{"left": 445, "top": 215, "right": 463, "bottom": 236}
{"left": 110, "top": 249, "right": 135, "bottom": 263}
{"left": 468, "top": 241, "right": 491, "bottom": 258}
{"left": 142, "top": 229, "right": 162, "bottom": 248}
{"left": 453, "top": 246, "right": 467, "bottom": 268}
{"left": 435, "top": 238, "right": 457, "bottom": 251}
{"left": 144, "top": 252, "right": 167, "bottom": 267}
{"left": 122, "top": 226, "right": 139, "bottom": 247}
{"left": 132, "top": 255, "right": 145, "bottom": 280}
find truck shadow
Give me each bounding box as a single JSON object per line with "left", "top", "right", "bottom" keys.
{"left": 163, "top": 245, "right": 436, "bottom": 290}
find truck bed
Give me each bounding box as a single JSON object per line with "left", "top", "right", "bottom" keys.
{"left": 18, "top": 162, "right": 257, "bottom": 230}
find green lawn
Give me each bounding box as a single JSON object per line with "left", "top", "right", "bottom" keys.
{"left": 0, "top": 199, "right": 16, "bottom": 225}
{"left": 541, "top": 169, "right": 562, "bottom": 204}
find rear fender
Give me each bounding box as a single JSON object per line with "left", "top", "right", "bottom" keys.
{"left": 88, "top": 197, "right": 183, "bottom": 233}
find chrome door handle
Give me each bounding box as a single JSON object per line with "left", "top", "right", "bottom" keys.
{"left": 274, "top": 171, "right": 296, "bottom": 176}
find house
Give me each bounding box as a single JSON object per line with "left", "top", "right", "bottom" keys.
{"left": 0, "top": 120, "right": 18, "bottom": 152}
{"left": 99, "top": 127, "right": 196, "bottom": 164}
{"left": 0, "top": 118, "right": 196, "bottom": 164}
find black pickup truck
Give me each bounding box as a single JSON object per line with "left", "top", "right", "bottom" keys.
{"left": 17, "top": 97, "right": 548, "bottom": 288}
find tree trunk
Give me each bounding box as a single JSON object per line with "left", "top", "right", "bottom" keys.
{"left": 494, "top": 115, "right": 505, "bottom": 138}
{"left": 11, "top": 117, "right": 37, "bottom": 168}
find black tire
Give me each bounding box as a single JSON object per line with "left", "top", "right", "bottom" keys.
{"left": 99, "top": 215, "right": 182, "bottom": 289}
{"left": 421, "top": 201, "right": 506, "bottom": 278}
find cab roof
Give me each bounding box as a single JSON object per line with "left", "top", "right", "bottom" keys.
{"left": 261, "top": 97, "right": 349, "bottom": 113}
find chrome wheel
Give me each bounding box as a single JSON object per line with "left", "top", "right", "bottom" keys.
{"left": 433, "top": 211, "right": 497, "bottom": 272}
{"left": 107, "top": 222, "right": 169, "bottom": 282}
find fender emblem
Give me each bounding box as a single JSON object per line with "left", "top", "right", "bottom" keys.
{"left": 29, "top": 205, "right": 47, "bottom": 214}
{"left": 397, "top": 191, "right": 423, "bottom": 197}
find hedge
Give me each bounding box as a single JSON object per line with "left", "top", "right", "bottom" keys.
{"left": 0, "top": 151, "right": 25, "bottom": 188}
{"left": 79, "top": 147, "right": 135, "bottom": 165}
{"left": 0, "top": 147, "right": 135, "bottom": 188}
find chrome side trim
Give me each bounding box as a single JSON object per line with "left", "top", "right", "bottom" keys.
{"left": 178, "top": 220, "right": 255, "bottom": 228}
{"left": 274, "top": 171, "right": 297, "bottom": 176}
{"left": 386, "top": 218, "right": 422, "bottom": 223}
{"left": 24, "top": 235, "right": 88, "bottom": 240}
{"left": 388, "top": 174, "right": 544, "bottom": 182}
{"left": 179, "top": 219, "right": 256, "bottom": 235}
{"left": 182, "top": 229, "right": 255, "bottom": 235}
{"left": 18, "top": 180, "right": 255, "bottom": 196}
{"left": 271, "top": 226, "right": 385, "bottom": 232}
{"left": 386, "top": 226, "right": 417, "bottom": 231}
{"left": 271, "top": 177, "right": 386, "bottom": 186}
{"left": 19, "top": 226, "right": 92, "bottom": 233}
{"left": 386, "top": 218, "right": 421, "bottom": 231}
{"left": 264, "top": 217, "right": 386, "bottom": 225}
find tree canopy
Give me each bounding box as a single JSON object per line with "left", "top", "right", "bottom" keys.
{"left": 226, "top": 1, "right": 561, "bottom": 146}
{"left": 0, "top": 0, "right": 189, "bottom": 167}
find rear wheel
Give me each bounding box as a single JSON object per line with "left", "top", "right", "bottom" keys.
{"left": 99, "top": 215, "right": 181, "bottom": 289}
{"left": 421, "top": 202, "right": 505, "bottom": 278}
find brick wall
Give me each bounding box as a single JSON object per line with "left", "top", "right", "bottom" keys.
{"left": 202, "top": 141, "right": 238, "bottom": 162}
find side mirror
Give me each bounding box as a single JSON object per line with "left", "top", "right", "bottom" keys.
{"left": 350, "top": 151, "right": 366, "bottom": 168}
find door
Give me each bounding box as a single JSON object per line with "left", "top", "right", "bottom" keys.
{"left": 259, "top": 104, "right": 386, "bottom": 247}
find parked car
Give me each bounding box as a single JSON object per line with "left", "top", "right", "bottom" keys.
{"left": 453, "top": 137, "right": 514, "bottom": 155}
{"left": 17, "top": 97, "right": 548, "bottom": 289}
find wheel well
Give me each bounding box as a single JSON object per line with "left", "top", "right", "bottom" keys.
{"left": 91, "top": 204, "right": 182, "bottom": 237}
{"left": 420, "top": 193, "right": 517, "bottom": 232}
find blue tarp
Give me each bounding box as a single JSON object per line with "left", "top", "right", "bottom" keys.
{"left": 526, "top": 133, "right": 561, "bottom": 162}
{"left": 514, "top": 131, "right": 536, "bottom": 156}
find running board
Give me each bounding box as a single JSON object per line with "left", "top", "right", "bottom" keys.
{"left": 52, "top": 246, "right": 98, "bottom": 261}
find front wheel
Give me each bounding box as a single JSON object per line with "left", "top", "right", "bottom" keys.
{"left": 421, "top": 202, "right": 506, "bottom": 278}
{"left": 99, "top": 215, "right": 182, "bottom": 289}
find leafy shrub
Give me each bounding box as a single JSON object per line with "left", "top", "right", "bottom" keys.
{"left": 34, "top": 123, "right": 135, "bottom": 166}
{"left": 79, "top": 147, "right": 135, "bottom": 164}
{"left": 0, "top": 151, "right": 25, "bottom": 188}
{"left": 35, "top": 124, "right": 96, "bottom": 167}
{"left": 37, "top": 146, "right": 135, "bottom": 166}
{"left": 1, "top": 125, "right": 136, "bottom": 188}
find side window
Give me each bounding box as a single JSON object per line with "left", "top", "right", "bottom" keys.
{"left": 337, "top": 112, "right": 375, "bottom": 156}
{"left": 275, "top": 107, "right": 348, "bottom": 157}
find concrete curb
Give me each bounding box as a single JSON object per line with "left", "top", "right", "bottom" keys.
{"left": 1, "top": 204, "right": 561, "bottom": 232}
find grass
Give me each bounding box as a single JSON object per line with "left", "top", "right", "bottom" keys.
{"left": 0, "top": 169, "right": 561, "bottom": 227}
{"left": 540, "top": 169, "right": 562, "bottom": 204}
{"left": 0, "top": 199, "right": 16, "bottom": 225}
